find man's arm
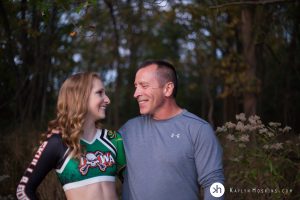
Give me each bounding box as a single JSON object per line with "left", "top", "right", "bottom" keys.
{"left": 194, "top": 123, "right": 225, "bottom": 200}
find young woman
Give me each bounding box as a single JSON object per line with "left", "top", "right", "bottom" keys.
{"left": 16, "top": 72, "right": 126, "bottom": 200}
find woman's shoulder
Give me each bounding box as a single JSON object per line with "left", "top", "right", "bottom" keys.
{"left": 102, "top": 129, "right": 122, "bottom": 140}
{"left": 45, "top": 130, "right": 64, "bottom": 145}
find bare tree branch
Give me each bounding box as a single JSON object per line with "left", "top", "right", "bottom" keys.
{"left": 104, "top": 0, "right": 122, "bottom": 127}
{"left": 210, "top": 0, "right": 296, "bottom": 9}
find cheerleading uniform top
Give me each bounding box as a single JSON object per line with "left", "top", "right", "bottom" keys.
{"left": 16, "top": 129, "right": 126, "bottom": 200}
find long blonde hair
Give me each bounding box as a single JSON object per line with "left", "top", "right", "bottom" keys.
{"left": 45, "top": 72, "right": 102, "bottom": 158}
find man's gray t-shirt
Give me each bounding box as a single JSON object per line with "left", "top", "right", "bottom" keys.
{"left": 119, "top": 109, "right": 224, "bottom": 200}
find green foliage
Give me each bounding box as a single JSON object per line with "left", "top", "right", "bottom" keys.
{"left": 215, "top": 52, "right": 261, "bottom": 98}
{"left": 217, "top": 114, "right": 300, "bottom": 199}
{"left": 1, "top": 0, "right": 300, "bottom": 128}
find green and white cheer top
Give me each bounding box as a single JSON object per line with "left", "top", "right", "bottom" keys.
{"left": 16, "top": 129, "right": 126, "bottom": 200}
{"left": 56, "top": 129, "right": 126, "bottom": 190}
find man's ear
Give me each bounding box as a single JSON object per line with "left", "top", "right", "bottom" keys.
{"left": 164, "top": 82, "right": 174, "bottom": 97}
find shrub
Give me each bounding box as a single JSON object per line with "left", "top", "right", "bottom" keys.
{"left": 217, "top": 113, "right": 300, "bottom": 200}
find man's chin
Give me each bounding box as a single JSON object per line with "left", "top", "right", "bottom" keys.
{"left": 139, "top": 109, "right": 148, "bottom": 115}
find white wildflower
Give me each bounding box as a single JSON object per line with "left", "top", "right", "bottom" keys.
{"left": 230, "top": 155, "right": 243, "bottom": 162}
{"left": 259, "top": 128, "right": 268, "bottom": 134}
{"left": 258, "top": 124, "right": 265, "bottom": 129}
{"left": 236, "top": 113, "right": 246, "bottom": 122}
{"left": 217, "top": 126, "right": 228, "bottom": 133}
{"left": 269, "top": 122, "right": 281, "bottom": 127}
{"left": 226, "top": 134, "right": 236, "bottom": 141}
{"left": 270, "top": 143, "right": 283, "bottom": 150}
{"left": 257, "top": 119, "right": 262, "bottom": 125}
{"left": 225, "top": 121, "right": 236, "bottom": 129}
{"left": 253, "top": 115, "right": 260, "bottom": 120}
{"left": 245, "top": 124, "right": 256, "bottom": 132}
{"left": 216, "top": 126, "right": 225, "bottom": 133}
{"left": 230, "top": 157, "right": 240, "bottom": 162}
{"left": 239, "top": 134, "right": 250, "bottom": 142}
{"left": 244, "top": 124, "right": 250, "bottom": 131}
{"left": 266, "top": 131, "right": 275, "bottom": 137}
{"left": 263, "top": 144, "right": 269, "bottom": 150}
{"left": 248, "top": 116, "right": 257, "bottom": 125}
{"left": 248, "top": 115, "right": 262, "bottom": 127}
{"left": 283, "top": 126, "right": 292, "bottom": 133}
{"left": 236, "top": 121, "right": 246, "bottom": 132}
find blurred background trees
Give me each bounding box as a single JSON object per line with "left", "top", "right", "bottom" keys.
{"left": 1, "top": 0, "right": 299, "bottom": 130}
{"left": 0, "top": 0, "right": 299, "bottom": 199}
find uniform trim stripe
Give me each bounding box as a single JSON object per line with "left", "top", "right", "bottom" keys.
{"left": 63, "top": 176, "right": 115, "bottom": 191}
{"left": 56, "top": 152, "right": 71, "bottom": 174}
{"left": 99, "top": 129, "right": 117, "bottom": 156}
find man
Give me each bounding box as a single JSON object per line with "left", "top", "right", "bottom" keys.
{"left": 119, "top": 60, "right": 224, "bottom": 200}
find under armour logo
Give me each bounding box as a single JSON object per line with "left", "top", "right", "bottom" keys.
{"left": 170, "top": 133, "right": 180, "bottom": 138}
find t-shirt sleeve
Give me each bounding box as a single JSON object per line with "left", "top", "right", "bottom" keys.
{"left": 194, "top": 123, "right": 225, "bottom": 200}
{"left": 16, "top": 134, "right": 65, "bottom": 200}
{"left": 118, "top": 124, "right": 126, "bottom": 136}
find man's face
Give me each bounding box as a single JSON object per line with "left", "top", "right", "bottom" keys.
{"left": 134, "top": 64, "right": 165, "bottom": 115}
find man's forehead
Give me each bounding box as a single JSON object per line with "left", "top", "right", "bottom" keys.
{"left": 137, "top": 64, "right": 157, "bottom": 74}
{"left": 134, "top": 76, "right": 154, "bottom": 84}
{"left": 136, "top": 67, "right": 157, "bottom": 78}
{"left": 134, "top": 73, "right": 160, "bottom": 85}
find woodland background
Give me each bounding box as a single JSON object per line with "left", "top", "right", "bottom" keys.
{"left": 0, "top": 0, "right": 299, "bottom": 199}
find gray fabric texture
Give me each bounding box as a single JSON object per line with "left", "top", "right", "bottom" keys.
{"left": 119, "top": 109, "right": 224, "bottom": 200}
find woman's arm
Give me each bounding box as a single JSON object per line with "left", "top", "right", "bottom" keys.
{"left": 16, "top": 134, "right": 66, "bottom": 200}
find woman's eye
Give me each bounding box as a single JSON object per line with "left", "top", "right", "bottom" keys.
{"left": 97, "top": 91, "right": 104, "bottom": 96}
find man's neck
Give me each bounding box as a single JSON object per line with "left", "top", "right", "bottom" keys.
{"left": 152, "top": 99, "right": 182, "bottom": 120}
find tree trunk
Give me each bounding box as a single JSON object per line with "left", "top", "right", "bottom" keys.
{"left": 241, "top": 7, "right": 257, "bottom": 116}
{"left": 105, "top": 0, "right": 121, "bottom": 128}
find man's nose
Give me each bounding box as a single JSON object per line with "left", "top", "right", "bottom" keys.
{"left": 133, "top": 87, "right": 140, "bottom": 99}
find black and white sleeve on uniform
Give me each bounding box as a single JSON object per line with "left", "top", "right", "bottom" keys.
{"left": 16, "top": 134, "right": 67, "bottom": 200}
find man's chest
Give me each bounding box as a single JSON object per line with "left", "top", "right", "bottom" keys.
{"left": 125, "top": 126, "right": 195, "bottom": 165}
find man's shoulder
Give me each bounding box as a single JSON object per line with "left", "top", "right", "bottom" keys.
{"left": 181, "top": 110, "right": 209, "bottom": 126}
{"left": 181, "top": 110, "right": 217, "bottom": 141}
{"left": 124, "top": 115, "right": 147, "bottom": 125}
{"left": 119, "top": 115, "right": 147, "bottom": 134}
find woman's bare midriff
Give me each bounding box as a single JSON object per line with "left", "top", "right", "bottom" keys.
{"left": 65, "top": 181, "right": 118, "bottom": 200}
